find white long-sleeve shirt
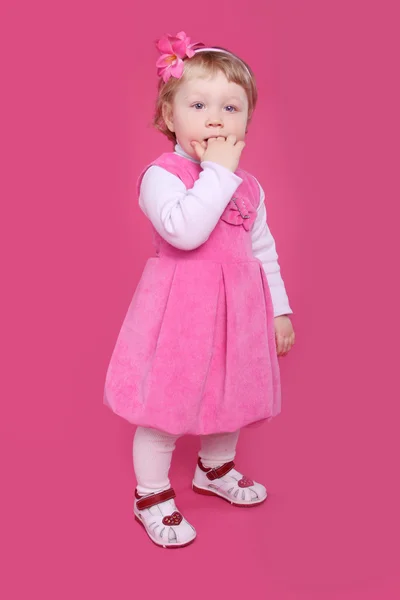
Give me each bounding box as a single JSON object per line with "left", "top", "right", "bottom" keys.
{"left": 139, "top": 143, "right": 293, "bottom": 317}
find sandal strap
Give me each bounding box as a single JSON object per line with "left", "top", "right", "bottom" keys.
{"left": 197, "top": 457, "right": 235, "bottom": 480}
{"left": 135, "top": 488, "right": 176, "bottom": 511}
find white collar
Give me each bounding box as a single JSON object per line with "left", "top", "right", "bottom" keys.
{"left": 174, "top": 142, "right": 201, "bottom": 164}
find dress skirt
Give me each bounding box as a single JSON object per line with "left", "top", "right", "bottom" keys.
{"left": 104, "top": 255, "right": 281, "bottom": 435}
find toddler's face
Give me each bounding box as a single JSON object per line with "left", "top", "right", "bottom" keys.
{"left": 164, "top": 67, "right": 249, "bottom": 160}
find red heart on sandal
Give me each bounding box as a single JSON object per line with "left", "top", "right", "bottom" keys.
{"left": 162, "top": 511, "right": 183, "bottom": 526}
{"left": 238, "top": 476, "right": 254, "bottom": 488}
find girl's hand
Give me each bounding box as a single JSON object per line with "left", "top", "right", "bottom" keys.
{"left": 190, "top": 135, "right": 245, "bottom": 172}
{"left": 274, "top": 315, "right": 295, "bottom": 357}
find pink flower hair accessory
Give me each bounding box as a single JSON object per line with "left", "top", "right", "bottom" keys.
{"left": 155, "top": 31, "right": 205, "bottom": 83}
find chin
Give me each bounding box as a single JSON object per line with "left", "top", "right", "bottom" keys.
{"left": 183, "top": 144, "right": 197, "bottom": 157}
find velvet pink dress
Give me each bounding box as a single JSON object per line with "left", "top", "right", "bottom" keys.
{"left": 104, "top": 152, "right": 281, "bottom": 435}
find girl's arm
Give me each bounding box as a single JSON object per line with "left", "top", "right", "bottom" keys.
{"left": 251, "top": 179, "right": 293, "bottom": 317}
{"left": 139, "top": 162, "right": 243, "bottom": 251}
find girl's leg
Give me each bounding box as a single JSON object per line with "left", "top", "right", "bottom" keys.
{"left": 193, "top": 429, "right": 267, "bottom": 506}
{"left": 133, "top": 426, "right": 197, "bottom": 548}
{"left": 133, "top": 426, "right": 180, "bottom": 495}
{"left": 198, "top": 430, "right": 240, "bottom": 468}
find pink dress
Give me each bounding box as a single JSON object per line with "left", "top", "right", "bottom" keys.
{"left": 104, "top": 152, "right": 281, "bottom": 435}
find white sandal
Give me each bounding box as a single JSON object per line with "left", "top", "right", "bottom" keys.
{"left": 134, "top": 487, "right": 196, "bottom": 548}
{"left": 192, "top": 458, "right": 267, "bottom": 507}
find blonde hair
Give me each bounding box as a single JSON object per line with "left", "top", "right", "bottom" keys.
{"left": 153, "top": 47, "right": 258, "bottom": 143}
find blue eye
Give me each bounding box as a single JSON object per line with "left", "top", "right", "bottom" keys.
{"left": 193, "top": 103, "right": 204, "bottom": 109}
{"left": 225, "top": 106, "right": 237, "bottom": 112}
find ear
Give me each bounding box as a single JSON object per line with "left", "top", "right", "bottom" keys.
{"left": 162, "top": 103, "right": 174, "bottom": 132}
{"left": 245, "top": 112, "right": 252, "bottom": 133}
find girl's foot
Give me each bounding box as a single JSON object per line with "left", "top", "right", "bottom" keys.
{"left": 192, "top": 458, "right": 267, "bottom": 507}
{"left": 134, "top": 487, "right": 196, "bottom": 548}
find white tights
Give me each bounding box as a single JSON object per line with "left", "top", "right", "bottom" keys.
{"left": 133, "top": 426, "right": 240, "bottom": 496}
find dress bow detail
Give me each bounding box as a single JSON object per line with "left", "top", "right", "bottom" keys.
{"left": 220, "top": 195, "right": 257, "bottom": 231}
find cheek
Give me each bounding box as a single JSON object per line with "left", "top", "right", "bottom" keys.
{"left": 179, "top": 113, "right": 202, "bottom": 134}
{"left": 175, "top": 111, "right": 193, "bottom": 130}
{"left": 233, "top": 115, "right": 248, "bottom": 134}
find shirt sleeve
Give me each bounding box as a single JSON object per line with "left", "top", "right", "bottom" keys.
{"left": 251, "top": 178, "right": 293, "bottom": 317}
{"left": 139, "top": 161, "right": 243, "bottom": 251}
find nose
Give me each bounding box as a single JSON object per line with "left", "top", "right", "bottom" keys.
{"left": 206, "top": 114, "right": 223, "bottom": 127}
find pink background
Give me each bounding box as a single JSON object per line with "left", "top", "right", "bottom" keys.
{"left": 2, "top": 0, "right": 400, "bottom": 598}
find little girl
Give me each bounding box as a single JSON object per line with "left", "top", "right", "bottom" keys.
{"left": 104, "top": 31, "right": 295, "bottom": 548}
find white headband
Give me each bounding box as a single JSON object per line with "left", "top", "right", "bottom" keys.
{"left": 193, "top": 47, "right": 252, "bottom": 77}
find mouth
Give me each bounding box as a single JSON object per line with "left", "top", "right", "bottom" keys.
{"left": 204, "top": 135, "right": 222, "bottom": 142}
